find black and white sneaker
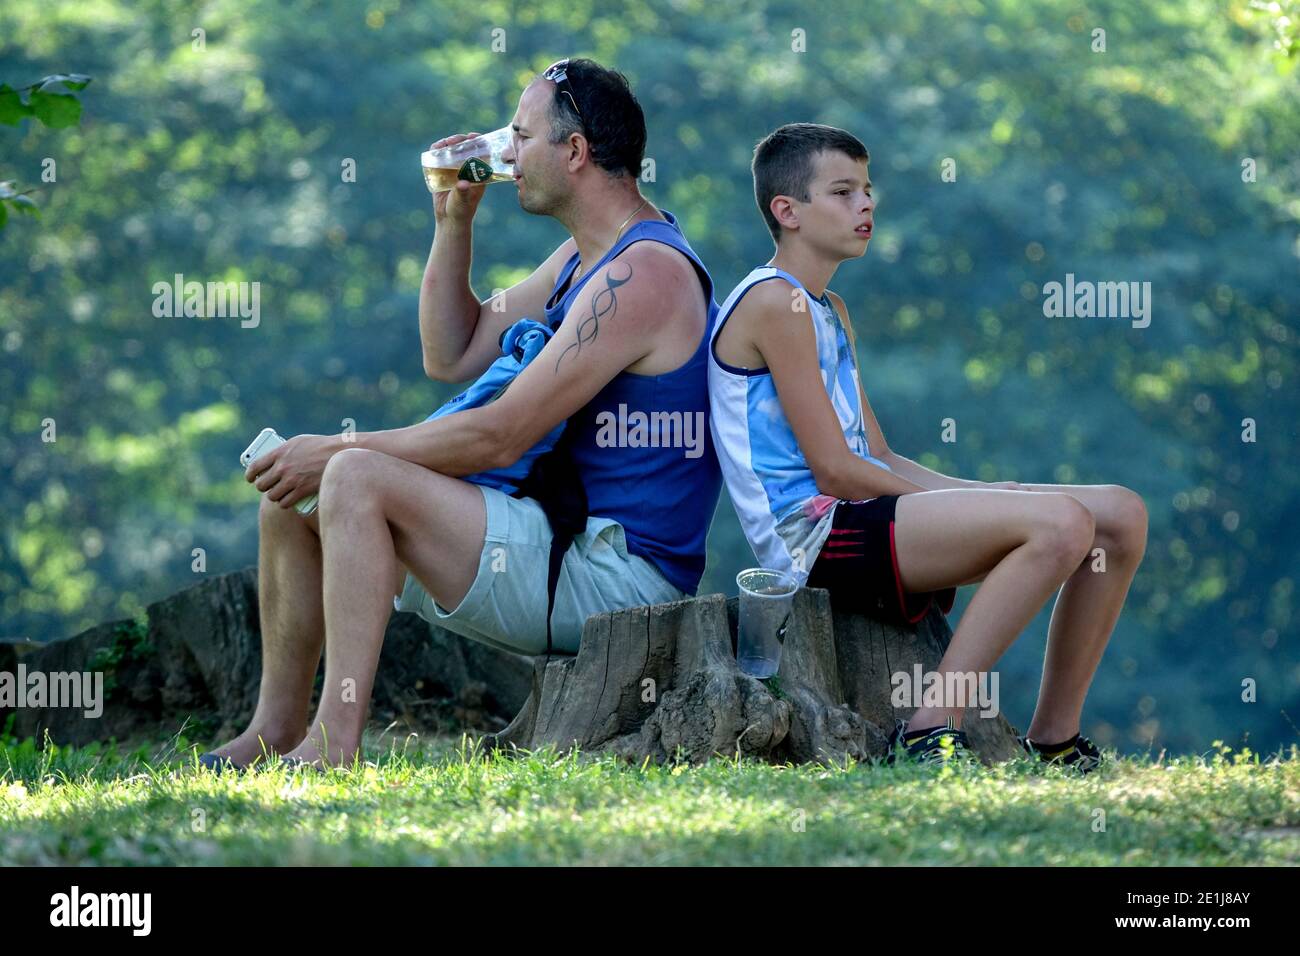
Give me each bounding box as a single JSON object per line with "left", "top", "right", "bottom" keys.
{"left": 1018, "top": 732, "right": 1105, "bottom": 774}
{"left": 886, "top": 716, "right": 976, "bottom": 766}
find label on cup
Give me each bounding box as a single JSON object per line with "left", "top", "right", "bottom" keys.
{"left": 458, "top": 157, "right": 494, "bottom": 183}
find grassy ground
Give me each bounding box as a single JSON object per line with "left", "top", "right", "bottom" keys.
{"left": 1, "top": 730, "right": 1297, "bottom": 866}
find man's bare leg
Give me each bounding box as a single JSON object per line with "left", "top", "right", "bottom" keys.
{"left": 1015, "top": 484, "right": 1148, "bottom": 744}
{"left": 284, "top": 448, "right": 487, "bottom": 767}
{"left": 890, "top": 489, "right": 1097, "bottom": 731}
{"left": 206, "top": 497, "right": 326, "bottom": 766}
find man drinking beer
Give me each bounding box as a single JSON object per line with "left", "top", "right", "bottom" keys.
{"left": 207, "top": 58, "right": 723, "bottom": 770}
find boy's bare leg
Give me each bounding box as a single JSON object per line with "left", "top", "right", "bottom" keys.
{"left": 891, "top": 489, "right": 1098, "bottom": 731}
{"left": 1015, "top": 484, "right": 1148, "bottom": 743}
{"left": 206, "top": 498, "right": 326, "bottom": 766}
{"left": 284, "top": 448, "right": 486, "bottom": 767}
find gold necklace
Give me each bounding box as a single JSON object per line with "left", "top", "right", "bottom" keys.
{"left": 573, "top": 198, "right": 651, "bottom": 283}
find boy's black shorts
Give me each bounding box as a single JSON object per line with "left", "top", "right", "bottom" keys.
{"left": 805, "top": 495, "right": 957, "bottom": 627}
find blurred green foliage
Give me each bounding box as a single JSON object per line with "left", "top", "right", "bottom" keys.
{"left": 0, "top": 73, "right": 92, "bottom": 227}
{"left": 0, "top": 0, "right": 1296, "bottom": 755}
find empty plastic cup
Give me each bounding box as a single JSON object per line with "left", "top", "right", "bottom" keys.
{"left": 735, "top": 568, "right": 797, "bottom": 678}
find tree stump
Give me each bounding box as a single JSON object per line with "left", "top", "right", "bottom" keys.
{"left": 2, "top": 568, "right": 534, "bottom": 747}
{"left": 5, "top": 572, "right": 1021, "bottom": 765}
{"left": 483, "top": 587, "right": 1022, "bottom": 766}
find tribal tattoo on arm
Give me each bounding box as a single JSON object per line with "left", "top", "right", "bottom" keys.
{"left": 553, "top": 261, "right": 634, "bottom": 374}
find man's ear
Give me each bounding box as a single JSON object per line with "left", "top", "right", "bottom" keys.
{"left": 769, "top": 195, "right": 799, "bottom": 234}
{"left": 565, "top": 132, "right": 591, "bottom": 172}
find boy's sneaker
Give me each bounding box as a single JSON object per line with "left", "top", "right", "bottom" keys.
{"left": 1018, "top": 732, "right": 1104, "bottom": 774}
{"left": 886, "top": 716, "right": 977, "bottom": 766}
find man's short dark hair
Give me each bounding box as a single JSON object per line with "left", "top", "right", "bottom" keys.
{"left": 545, "top": 58, "right": 646, "bottom": 179}
{"left": 752, "top": 123, "right": 870, "bottom": 242}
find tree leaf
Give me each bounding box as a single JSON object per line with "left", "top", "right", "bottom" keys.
{"left": 0, "top": 86, "right": 34, "bottom": 126}
{"left": 12, "top": 194, "right": 39, "bottom": 216}
{"left": 0, "top": 202, "right": 7, "bottom": 230}
{"left": 37, "top": 73, "right": 92, "bottom": 92}
{"left": 29, "top": 89, "right": 83, "bottom": 129}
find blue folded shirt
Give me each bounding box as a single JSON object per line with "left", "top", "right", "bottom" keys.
{"left": 422, "top": 318, "right": 564, "bottom": 494}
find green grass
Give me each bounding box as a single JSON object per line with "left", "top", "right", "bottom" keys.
{"left": 1, "top": 731, "right": 1297, "bottom": 865}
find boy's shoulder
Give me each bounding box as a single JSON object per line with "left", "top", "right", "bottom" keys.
{"left": 713, "top": 272, "right": 810, "bottom": 371}
{"left": 739, "top": 274, "right": 798, "bottom": 310}
{"left": 725, "top": 270, "right": 812, "bottom": 319}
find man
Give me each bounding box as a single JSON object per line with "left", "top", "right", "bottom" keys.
{"left": 708, "top": 123, "right": 1148, "bottom": 771}
{"left": 204, "top": 58, "right": 722, "bottom": 770}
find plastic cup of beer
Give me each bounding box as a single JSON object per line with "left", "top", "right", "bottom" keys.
{"left": 735, "top": 568, "right": 797, "bottom": 679}
{"left": 421, "top": 126, "right": 515, "bottom": 192}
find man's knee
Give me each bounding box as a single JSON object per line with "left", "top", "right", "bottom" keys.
{"left": 259, "top": 488, "right": 298, "bottom": 527}
{"left": 319, "top": 447, "right": 389, "bottom": 516}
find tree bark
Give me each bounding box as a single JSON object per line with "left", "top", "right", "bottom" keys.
{"left": 4, "top": 573, "right": 1022, "bottom": 766}
{"left": 485, "top": 588, "right": 1021, "bottom": 765}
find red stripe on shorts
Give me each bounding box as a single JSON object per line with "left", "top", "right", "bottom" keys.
{"left": 889, "top": 520, "right": 931, "bottom": 625}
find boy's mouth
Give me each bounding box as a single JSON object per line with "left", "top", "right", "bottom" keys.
{"left": 854, "top": 221, "right": 872, "bottom": 237}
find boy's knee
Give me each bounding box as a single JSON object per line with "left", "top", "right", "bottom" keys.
{"left": 1034, "top": 494, "right": 1096, "bottom": 566}
{"left": 1105, "top": 485, "right": 1148, "bottom": 560}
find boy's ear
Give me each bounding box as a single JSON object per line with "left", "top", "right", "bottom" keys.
{"left": 769, "top": 195, "right": 800, "bottom": 236}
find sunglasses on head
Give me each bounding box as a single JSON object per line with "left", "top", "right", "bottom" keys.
{"left": 542, "top": 58, "right": 583, "bottom": 124}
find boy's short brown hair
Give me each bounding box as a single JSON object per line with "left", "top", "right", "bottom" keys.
{"left": 752, "top": 123, "right": 870, "bottom": 242}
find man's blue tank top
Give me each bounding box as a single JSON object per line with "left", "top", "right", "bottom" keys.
{"left": 542, "top": 209, "right": 721, "bottom": 595}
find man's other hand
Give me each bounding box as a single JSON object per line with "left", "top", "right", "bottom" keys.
{"left": 246, "top": 433, "right": 342, "bottom": 508}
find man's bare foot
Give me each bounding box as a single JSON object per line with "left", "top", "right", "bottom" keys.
{"left": 207, "top": 726, "right": 305, "bottom": 768}
{"left": 281, "top": 731, "right": 361, "bottom": 769}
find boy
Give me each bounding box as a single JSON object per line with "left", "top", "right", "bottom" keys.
{"left": 708, "top": 124, "right": 1148, "bottom": 770}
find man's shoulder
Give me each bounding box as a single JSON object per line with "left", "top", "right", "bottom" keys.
{"left": 580, "top": 241, "right": 692, "bottom": 300}
{"left": 614, "top": 235, "right": 700, "bottom": 286}
{"left": 583, "top": 238, "right": 706, "bottom": 323}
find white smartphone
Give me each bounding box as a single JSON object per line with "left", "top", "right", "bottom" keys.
{"left": 240, "top": 427, "right": 319, "bottom": 516}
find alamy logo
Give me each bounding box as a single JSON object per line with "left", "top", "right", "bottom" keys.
{"left": 49, "top": 886, "right": 151, "bottom": 936}
{"left": 152, "top": 273, "right": 261, "bottom": 328}
{"left": 890, "top": 664, "right": 1000, "bottom": 718}
{"left": 594, "top": 403, "right": 707, "bottom": 459}
{"left": 1042, "top": 273, "right": 1151, "bottom": 328}
{"left": 0, "top": 665, "right": 104, "bottom": 719}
